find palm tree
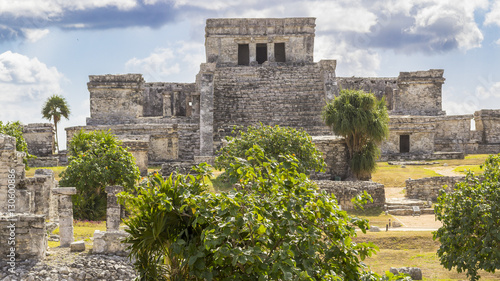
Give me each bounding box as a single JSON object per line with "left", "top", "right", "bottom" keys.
{"left": 322, "top": 89, "right": 389, "bottom": 180}
{"left": 42, "top": 95, "right": 70, "bottom": 154}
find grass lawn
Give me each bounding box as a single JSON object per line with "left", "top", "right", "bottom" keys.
{"left": 25, "top": 166, "right": 66, "bottom": 181}
{"left": 372, "top": 154, "right": 491, "bottom": 187}
{"left": 48, "top": 220, "right": 106, "bottom": 249}
{"left": 452, "top": 164, "right": 483, "bottom": 174}
{"left": 372, "top": 163, "right": 441, "bottom": 187}
{"left": 355, "top": 231, "right": 500, "bottom": 280}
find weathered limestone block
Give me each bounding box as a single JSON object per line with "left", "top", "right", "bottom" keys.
{"left": 315, "top": 180, "right": 385, "bottom": 210}
{"left": 405, "top": 176, "right": 465, "bottom": 201}
{"left": 121, "top": 139, "right": 149, "bottom": 176}
{"left": 394, "top": 69, "right": 445, "bottom": 116}
{"left": 0, "top": 214, "right": 47, "bottom": 260}
{"left": 198, "top": 63, "right": 216, "bottom": 157}
{"left": 52, "top": 187, "right": 77, "bottom": 247}
{"left": 23, "top": 123, "right": 55, "bottom": 157}
{"left": 93, "top": 230, "right": 129, "bottom": 256}
{"left": 105, "top": 185, "right": 124, "bottom": 232}
{"left": 161, "top": 162, "right": 196, "bottom": 176}
{"left": 474, "top": 109, "right": 500, "bottom": 144}
{"left": 88, "top": 74, "right": 145, "bottom": 122}
{"left": 70, "top": 240, "right": 86, "bottom": 252}
{"left": 311, "top": 136, "right": 349, "bottom": 180}
{"left": 390, "top": 267, "right": 422, "bottom": 280}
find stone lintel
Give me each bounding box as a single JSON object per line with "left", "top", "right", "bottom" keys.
{"left": 52, "top": 187, "right": 77, "bottom": 196}
{"left": 105, "top": 185, "right": 124, "bottom": 194}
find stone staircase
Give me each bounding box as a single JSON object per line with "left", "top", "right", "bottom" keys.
{"left": 385, "top": 198, "right": 434, "bottom": 216}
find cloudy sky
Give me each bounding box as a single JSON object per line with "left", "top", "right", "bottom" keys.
{"left": 1, "top": 0, "right": 499, "bottom": 148}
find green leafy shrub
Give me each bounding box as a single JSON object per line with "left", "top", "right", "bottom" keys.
{"left": 434, "top": 154, "right": 500, "bottom": 281}
{"left": 119, "top": 146, "right": 410, "bottom": 280}
{"left": 215, "top": 124, "right": 325, "bottom": 181}
{"left": 59, "top": 130, "right": 140, "bottom": 220}
{"left": 0, "top": 121, "right": 34, "bottom": 166}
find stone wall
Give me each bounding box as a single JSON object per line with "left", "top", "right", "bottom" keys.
{"left": 393, "top": 69, "right": 445, "bottom": 116}
{"left": 66, "top": 123, "right": 200, "bottom": 165}
{"left": 211, "top": 62, "right": 333, "bottom": 151}
{"left": 88, "top": 74, "right": 145, "bottom": 124}
{"left": 336, "top": 77, "right": 397, "bottom": 110}
{"left": 474, "top": 110, "right": 500, "bottom": 144}
{"left": 93, "top": 230, "right": 129, "bottom": 256}
{"left": 0, "top": 134, "right": 59, "bottom": 261}
{"left": 23, "top": 123, "right": 55, "bottom": 157}
{"left": 143, "top": 83, "right": 197, "bottom": 118}
{"left": 205, "top": 18, "right": 315, "bottom": 65}
{"left": 0, "top": 214, "right": 47, "bottom": 260}
{"left": 381, "top": 116, "right": 436, "bottom": 157}
{"left": 311, "top": 136, "right": 349, "bottom": 180}
{"left": 315, "top": 180, "right": 385, "bottom": 210}
{"left": 434, "top": 115, "right": 472, "bottom": 152}
{"left": 405, "top": 176, "right": 465, "bottom": 201}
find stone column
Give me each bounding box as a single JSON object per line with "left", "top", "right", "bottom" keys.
{"left": 197, "top": 63, "right": 216, "bottom": 163}
{"left": 163, "top": 92, "right": 172, "bottom": 117}
{"left": 319, "top": 60, "right": 338, "bottom": 101}
{"left": 249, "top": 42, "right": 257, "bottom": 65}
{"left": 267, "top": 42, "right": 275, "bottom": 62}
{"left": 52, "top": 187, "right": 76, "bottom": 247}
{"left": 105, "top": 185, "right": 124, "bottom": 232}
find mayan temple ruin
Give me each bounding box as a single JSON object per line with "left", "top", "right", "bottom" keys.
{"left": 1, "top": 16, "right": 500, "bottom": 280}
{"left": 62, "top": 17, "right": 500, "bottom": 179}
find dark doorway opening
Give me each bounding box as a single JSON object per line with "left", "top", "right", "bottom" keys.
{"left": 256, "top": 43, "right": 267, "bottom": 64}
{"left": 238, "top": 44, "right": 249, "bottom": 66}
{"left": 400, "top": 135, "right": 410, "bottom": 153}
{"left": 274, "top": 43, "right": 286, "bottom": 62}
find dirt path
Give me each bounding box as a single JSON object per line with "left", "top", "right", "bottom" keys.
{"left": 391, "top": 214, "right": 442, "bottom": 230}
{"left": 425, "top": 166, "right": 463, "bottom": 177}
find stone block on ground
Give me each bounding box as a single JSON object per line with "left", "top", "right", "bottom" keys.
{"left": 70, "top": 241, "right": 86, "bottom": 252}
{"left": 390, "top": 267, "right": 422, "bottom": 280}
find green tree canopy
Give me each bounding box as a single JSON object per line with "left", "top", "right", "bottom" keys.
{"left": 433, "top": 154, "right": 500, "bottom": 281}
{"left": 119, "top": 146, "right": 411, "bottom": 281}
{"left": 215, "top": 124, "right": 325, "bottom": 179}
{"left": 42, "top": 94, "right": 70, "bottom": 153}
{"left": 322, "top": 89, "right": 389, "bottom": 180}
{"left": 0, "top": 121, "right": 33, "bottom": 166}
{"left": 59, "top": 130, "right": 139, "bottom": 220}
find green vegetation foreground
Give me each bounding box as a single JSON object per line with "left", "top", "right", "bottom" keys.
{"left": 118, "top": 125, "right": 410, "bottom": 280}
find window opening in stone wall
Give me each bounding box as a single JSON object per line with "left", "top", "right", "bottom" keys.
{"left": 274, "top": 43, "right": 286, "bottom": 62}
{"left": 238, "top": 44, "right": 250, "bottom": 66}
{"left": 470, "top": 118, "right": 476, "bottom": 131}
{"left": 400, "top": 134, "right": 410, "bottom": 153}
{"left": 256, "top": 43, "right": 267, "bottom": 64}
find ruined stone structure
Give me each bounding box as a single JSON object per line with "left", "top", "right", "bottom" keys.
{"left": 22, "top": 123, "right": 61, "bottom": 167}
{"left": 66, "top": 17, "right": 500, "bottom": 177}
{"left": 315, "top": 180, "right": 385, "bottom": 210}
{"left": 405, "top": 176, "right": 466, "bottom": 201}
{"left": 0, "top": 134, "right": 60, "bottom": 260}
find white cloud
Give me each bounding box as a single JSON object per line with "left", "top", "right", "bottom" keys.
{"left": 310, "top": 1, "right": 377, "bottom": 33}
{"left": 485, "top": 0, "right": 500, "bottom": 27}
{"left": 0, "top": 0, "right": 137, "bottom": 18}
{"left": 22, "top": 28, "right": 50, "bottom": 42}
{"left": 0, "top": 51, "right": 64, "bottom": 122}
{"left": 315, "top": 35, "right": 380, "bottom": 77}
{"left": 407, "top": 0, "right": 487, "bottom": 51}
{"left": 475, "top": 81, "right": 500, "bottom": 99}
{"left": 125, "top": 48, "right": 181, "bottom": 81}
{"left": 125, "top": 41, "right": 205, "bottom": 82}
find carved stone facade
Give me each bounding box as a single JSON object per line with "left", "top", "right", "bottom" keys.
{"left": 66, "top": 17, "right": 500, "bottom": 176}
